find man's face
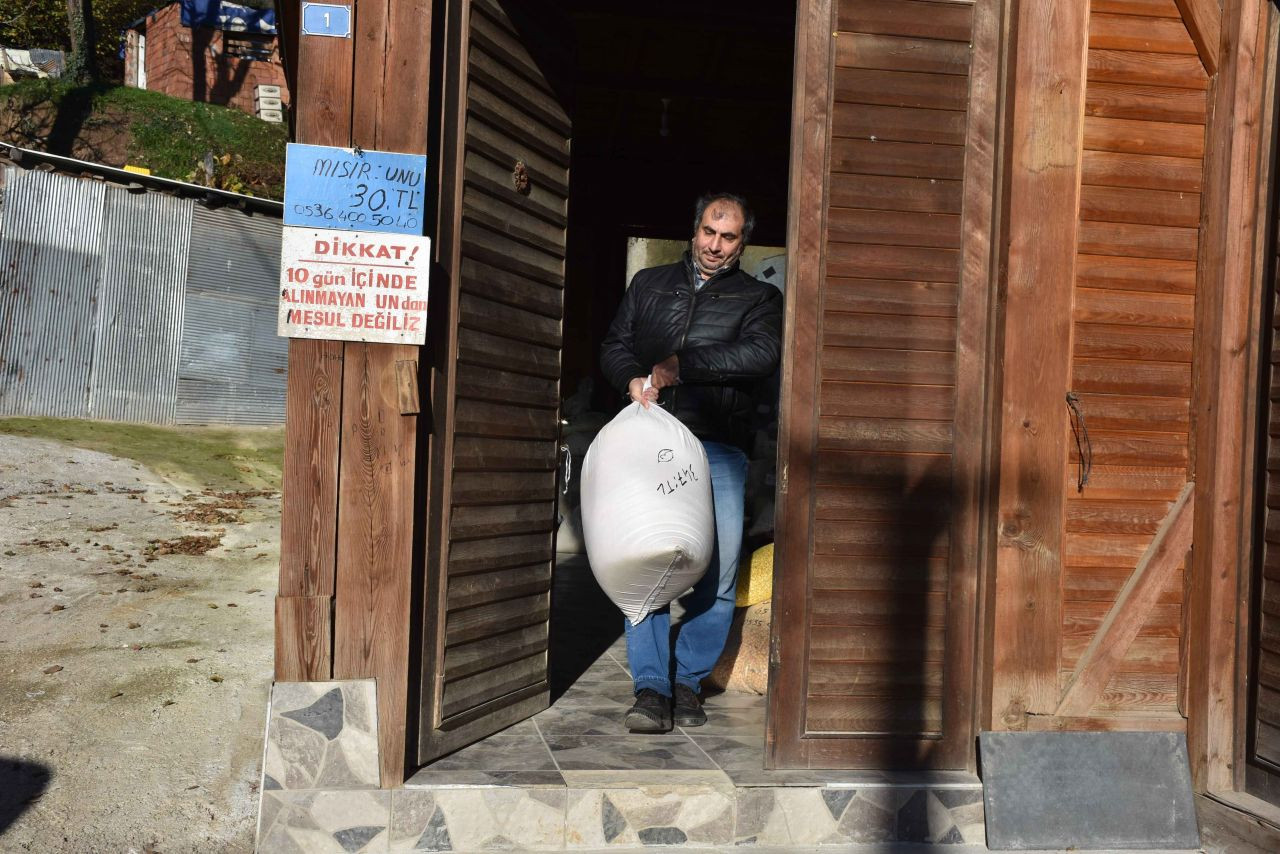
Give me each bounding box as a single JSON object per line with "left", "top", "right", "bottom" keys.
{"left": 691, "top": 201, "right": 746, "bottom": 276}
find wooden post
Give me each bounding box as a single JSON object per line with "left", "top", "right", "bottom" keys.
{"left": 274, "top": 0, "right": 354, "bottom": 683}
{"left": 1187, "top": 0, "right": 1267, "bottom": 794}
{"left": 332, "top": 0, "right": 431, "bottom": 788}
{"left": 274, "top": 0, "right": 432, "bottom": 786}
{"left": 989, "top": 0, "right": 1090, "bottom": 729}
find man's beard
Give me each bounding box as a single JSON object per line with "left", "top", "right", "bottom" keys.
{"left": 692, "top": 242, "right": 741, "bottom": 277}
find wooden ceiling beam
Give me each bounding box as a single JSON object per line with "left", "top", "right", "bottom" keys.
{"left": 1174, "top": 0, "right": 1221, "bottom": 75}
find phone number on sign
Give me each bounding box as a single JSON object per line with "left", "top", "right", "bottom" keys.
{"left": 290, "top": 202, "right": 420, "bottom": 230}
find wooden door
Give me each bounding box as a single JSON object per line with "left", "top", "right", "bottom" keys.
{"left": 418, "top": 0, "right": 570, "bottom": 764}
{"left": 1247, "top": 164, "right": 1280, "bottom": 808}
{"left": 768, "top": 0, "right": 999, "bottom": 769}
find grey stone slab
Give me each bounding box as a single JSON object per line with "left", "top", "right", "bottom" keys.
{"left": 493, "top": 716, "right": 539, "bottom": 736}
{"left": 545, "top": 734, "right": 717, "bottom": 771}
{"left": 552, "top": 680, "right": 635, "bottom": 708}
{"left": 534, "top": 703, "right": 634, "bottom": 736}
{"left": 691, "top": 736, "right": 900, "bottom": 787}
{"left": 699, "top": 691, "right": 768, "bottom": 710}
{"left": 637, "top": 826, "right": 687, "bottom": 844}
{"left": 677, "top": 702, "right": 764, "bottom": 737}
{"left": 282, "top": 686, "right": 345, "bottom": 740}
{"left": 550, "top": 657, "right": 632, "bottom": 685}
{"left": 604, "top": 649, "right": 631, "bottom": 673}
{"left": 421, "top": 734, "right": 556, "bottom": 772}
{"left": 402, "top": 769, "right": 566, "bottom": 788}
{"left": 979, "top": 731, "right": 1200, "bottom": 850}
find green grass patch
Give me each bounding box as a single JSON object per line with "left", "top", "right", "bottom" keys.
{"left": 0, "top": 418, "right": 284, "bottom": 491}
{"left": 0, "top": 78, "right": 286, "bottom": 198}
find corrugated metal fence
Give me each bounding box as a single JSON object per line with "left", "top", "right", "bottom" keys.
{"left": 0, "top": 166, "right": 286, "bottom": 425}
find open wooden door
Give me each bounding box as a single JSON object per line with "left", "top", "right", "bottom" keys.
{"left": 418, "top": 0, "right": 570, "bottom": 765}
{"left": 768, "top": 0, "right": 999, "bottom": 769}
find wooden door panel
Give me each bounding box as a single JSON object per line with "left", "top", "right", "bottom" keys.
{"left": 769, "top": 0, "right": 994, "bottom": 769}
{"left": 419, "top": 0, "right": 569, "bottom": 764}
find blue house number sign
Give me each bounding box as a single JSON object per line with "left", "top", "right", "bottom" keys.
{"left": 301, "top": 3, "right": 352, "bottom": 38}
{"left": 284, "top": 143, "right": 429, "bottom": 236}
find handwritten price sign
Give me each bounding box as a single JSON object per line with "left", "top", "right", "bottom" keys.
{"left": 283, "top": 143, "right": 428, "bottom": 236}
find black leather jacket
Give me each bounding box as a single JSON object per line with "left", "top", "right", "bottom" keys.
{"left": 600, "top": 253, "right": 783, "bottom": 451}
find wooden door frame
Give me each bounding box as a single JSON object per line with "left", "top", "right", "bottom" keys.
{"left": 766, "top": 0, "right": 1005, "bottom": 771}
{"left": 1227, "top": 0, "right": 1280, "bottom": 799}
{"left": 765, "top": 0, "right": 831, "bottom": 766}
{"left": 1242, "top": 9, "right": 1280, "bottom": 798}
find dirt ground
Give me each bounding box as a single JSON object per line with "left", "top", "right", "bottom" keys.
{"left": 0, "top": 434, "right": 279, "bottom": 853}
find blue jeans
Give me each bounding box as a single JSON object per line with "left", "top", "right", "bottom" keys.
{"left": 625, "top": 440, "right": 749, "bottom": 697}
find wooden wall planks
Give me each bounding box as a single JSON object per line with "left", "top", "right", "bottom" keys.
{"left": 1050, "top": 0, "right": 1209, "bottom": 728}
{"left": 1056, "top": 484, "right": 1194, "bottom": 717}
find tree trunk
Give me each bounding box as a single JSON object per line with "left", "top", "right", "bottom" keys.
{"left": 64, "top": 0, "right": 98, "bottom": 83}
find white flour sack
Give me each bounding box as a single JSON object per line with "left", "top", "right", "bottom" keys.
{"left": 580, "top": 400, "right": 715, "bottom": 625}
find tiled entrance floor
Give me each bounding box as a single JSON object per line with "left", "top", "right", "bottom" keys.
{"left": 410, "top": 634, "right": 977, "bottom": 790}
{"left": 396, "top": 556, "right": 986, "bottom": 850}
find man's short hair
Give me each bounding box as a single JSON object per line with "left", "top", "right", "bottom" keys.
{"left": 693, "top": 192, "right": 755, "bottom": 245}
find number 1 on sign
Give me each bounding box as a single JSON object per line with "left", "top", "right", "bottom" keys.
{"left": 300, "top": 3, "right": 351, "bottom": 38}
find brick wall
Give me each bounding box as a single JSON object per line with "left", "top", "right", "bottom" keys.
{"left": 125, "top": 3, "right": 289, "bottom": 117}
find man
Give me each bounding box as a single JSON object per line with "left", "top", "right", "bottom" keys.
{"left": 599, "top": 192, "right": 783, "bottom": 732}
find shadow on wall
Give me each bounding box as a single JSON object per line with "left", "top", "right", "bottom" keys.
{"left": 192, "top": 27, "right": 253, "bottom": 109}
{"left": 0, "top": 758, "right": 52, "bottom": 832}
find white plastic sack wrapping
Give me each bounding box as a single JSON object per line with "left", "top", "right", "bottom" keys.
{"left": 580, "top": 400, "right": 715, "bottom": 626}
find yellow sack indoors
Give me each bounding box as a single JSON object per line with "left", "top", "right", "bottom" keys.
{"left": 735, "top": 543, "right": 773, "bottom": 608}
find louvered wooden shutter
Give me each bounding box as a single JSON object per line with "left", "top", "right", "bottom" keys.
{"left": 418, "top": 0, "right": 570, "bottom": 764}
